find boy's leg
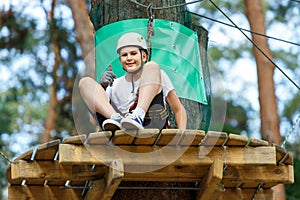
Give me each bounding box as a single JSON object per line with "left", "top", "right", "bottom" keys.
{"left": 121, "top": 62, "right": 163, "bottom": 130}
{"left": 79, "top": 77, "right": 121, "bottom": 131}
{"left": 136, "top": 61, "right": 162, "bottom": 111}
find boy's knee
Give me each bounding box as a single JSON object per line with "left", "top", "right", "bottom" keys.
{"left": 144, "top": 61, "right": 160, "bottom": 73}
{"left": 78, "top": 77, "right": 92, "bottom": 90}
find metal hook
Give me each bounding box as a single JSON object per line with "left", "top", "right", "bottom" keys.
{"left": 147, "top": 4, "right": 154, "bottom": 20}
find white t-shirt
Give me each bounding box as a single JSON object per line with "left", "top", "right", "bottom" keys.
{"left": 106, "top": 70, "right": 174, "bottom": 115}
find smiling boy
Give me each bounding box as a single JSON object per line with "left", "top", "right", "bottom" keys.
{"left": 79, "top": 32, "right": 186, "bottom": 131}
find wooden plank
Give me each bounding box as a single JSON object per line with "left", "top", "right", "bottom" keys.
{"left": 197, "top": 159, "right": 224, "bottom": 200}
{"left": 112, "top": 130, "right": 136, "bottom": 145}
{"left": 85, "top": 131, "right": 112, "bottom": 145}
{"left": 14, "top": 149, "right": 33, "bottom": 161}
{"left": 179, "top": 129, "right": 205, "bottom": 146}
{"left": 59, "top": 144, "right": 277, "bottom": 166}
{"left": 222, "top": 165, "right": 294, "bottom": 185}
{"left": 155, "top": 129, "right": 183, "bottom": 145}
{"left": 103, "top": 159, "right": 124, "bottom": 199}
{"left": 8, "top": 185, "right": 82, "bottom": 200}
{"left": 63, "top": 134, "right": 86, "bottom": 145}
{"left": 198, "top": 146, "right": 276, "bottom": 166}
{"left": 10, "top": 160, "right": 106, "bottom": 182}
{"left": 10, "top": 160, "right": 292, "bottom": 184}
{"left": 247, "top": 138, "right": 269, "bottom": 147}
{"left": 133, "top": 129, "right": 160, "bottom": 145}
{"left": 34, "top": 139, "right": 60, "bottom": 160}
{"left": 226, "top": 134, "right": 249, "bottom": 146}
{"left": 85, "top": 159, "right": 124, "bottom": 200}
{"left": 200, "top": 131, "right": 228, "bottom": 146}
{"left": 6, "top": 164, "right": 22, "bottom": 185}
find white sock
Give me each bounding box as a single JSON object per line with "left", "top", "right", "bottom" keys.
{"left": 110, "top": 112, "right": 121, "bottom": 119}
{"left": 133, "top": 107, "right": 145, "bottom": 119}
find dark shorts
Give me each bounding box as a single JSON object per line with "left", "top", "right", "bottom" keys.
{"left": 96, "top": 91, "right": 168, "bottom": 130}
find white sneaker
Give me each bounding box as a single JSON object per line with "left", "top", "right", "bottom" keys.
{"left": 121, "top": 113, "right": 144, "bottom": 130}
{"left": 102, "top": 113, "right": 122, "bottom": 131}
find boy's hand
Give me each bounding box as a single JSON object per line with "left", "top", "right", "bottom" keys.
{"left": 100, "top": 65, "right": 116, "bottom": 88}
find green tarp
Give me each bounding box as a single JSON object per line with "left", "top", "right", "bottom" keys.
{"left": 95, "top": 19, "right": 207, "bottom": 104}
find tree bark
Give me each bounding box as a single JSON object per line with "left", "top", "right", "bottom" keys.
{"left": 41, "top": 0, "right": 59, "bottom": 144}
{"left": 67, "top": 0, "right": 95, "bottom": 77}
{"left": 244, "top": 0, "right": 284, "bottom": 199}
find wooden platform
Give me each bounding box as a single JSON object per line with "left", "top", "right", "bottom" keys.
{"left": 6, "top": 129, "right": 294, "bottom": 200}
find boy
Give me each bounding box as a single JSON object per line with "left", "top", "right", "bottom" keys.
{"left": 79, "top": 32, "right": 186, "bottom": 131}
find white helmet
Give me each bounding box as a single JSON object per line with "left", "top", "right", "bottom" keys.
{"left": 117, "top": 32, "right": 147, "bottom": 54}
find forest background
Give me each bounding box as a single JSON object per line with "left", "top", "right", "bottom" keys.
{"left": 0, "top": 0, "right": 299, "bottom": 199}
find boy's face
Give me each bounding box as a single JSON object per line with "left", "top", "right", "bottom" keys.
{"left": 119, "top": 46, "right": 147, "bottom": 73}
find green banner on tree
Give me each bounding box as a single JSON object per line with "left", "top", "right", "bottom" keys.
{"left": 95, "top": 19, "right": 207, "bottom": 104}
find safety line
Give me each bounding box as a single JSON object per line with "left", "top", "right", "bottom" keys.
{"left": 208, "top": 0, "right": 300, "bottom": 91}
{"left": 282, "top": 114, "right": 300, "bottom": 148}
{"left": 130, "top": 0, "right": 203, "bottom": 10}
{"left": 187, "top": 11, "right": 300, "bottom": 47}
{"left": 0, "top": 151, "right": 11, "bottom": 164}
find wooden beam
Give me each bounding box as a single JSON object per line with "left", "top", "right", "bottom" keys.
{"left": 85, "top": 159, "right": 124, "bottom": 200}
{"left": 156, "top": 129, "right": 184, "bottom": 146}
{"left": 10, "top": 160, "right": 106, "bottom": 181}
{"left": 8, "top": 159, "right": 293, "bottom": 184}
{"left": 59, "top": 144, "right": 277, "bottom": 166}
{"left": 63, "top": 134, "right": 86, "bottom": 145}
{"left": 198, "top": 146, "right": 276, "bottom": 165}
{"left": 8, "top": 185, "right": 82, "bottom": 200}
{"left": 103, "top": 159, "right": 124, "bottom": 199}
{"left": 197, "top": 159, "right": 224, "bottom": 200}
{"left": 133, "top": 129, "right": 160, "bottom": 145}
{"left": 34, "top": 139, "right": 60, "bottom": 160}
{"left": 222, "top": 164, "right": 294, "bottom": 184}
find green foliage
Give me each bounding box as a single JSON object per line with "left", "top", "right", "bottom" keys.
{"left": 0, "top": 2, "right": 81, "bottom": 198}
{"left": 273, "top": 49, "right": 299, "bottom": 70}
{"left": 0, "top": 8, "right": 42, "bottom": 54}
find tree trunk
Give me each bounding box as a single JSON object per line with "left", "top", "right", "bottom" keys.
{"left": 67, "top": 0, "right": 95, "bottom": 78}
{"left": 87, "top": 0, "right": 209, "bottom": 199}
{"left": 89, "top": 0, "right": 211, "bottom": 131}
{"left": 244, "top": 0, "right": 284, "bottom": 199}
{"left": 67, "top": 0, "right": 96, "bottom": 135}
{"left": 41, "top": 0, "right": 59, "bottom": 144}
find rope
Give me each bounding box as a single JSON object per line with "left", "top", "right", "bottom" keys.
{"left": 147, "top": 4, "right": 154, "bottom": 61}
{"left": 208, "top": 0, "right": 300, "bottom": 91}
{"left": 187, "top": 11, "right": 300, "bottom": 47}
{"left": 282, "top": 114, "right": 300, "bottom": 147}
{"left": 130, "top": 0, "right": 204, "bottom": 10}
{"left": 0, "top": 151, "right": 11, "bottom": 164}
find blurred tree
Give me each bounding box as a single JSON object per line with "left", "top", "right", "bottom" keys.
{"left": 0, "top": 2, "right": 82, "bottom": 198}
